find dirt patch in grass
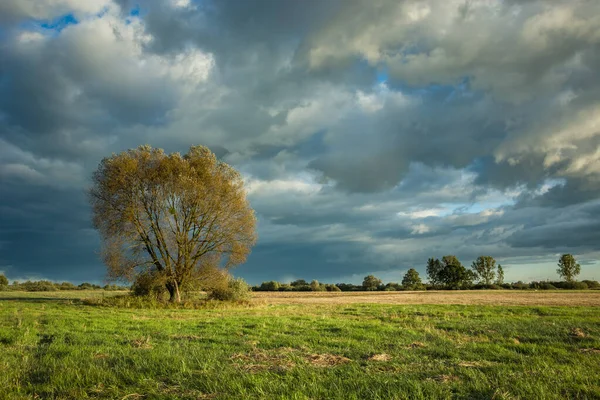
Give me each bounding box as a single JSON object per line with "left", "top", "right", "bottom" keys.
{"left": 252, "top": 291, "right": 600, "bottom": 306}
{"left": 407, "top": 341, "right": 426, "bottom": 349}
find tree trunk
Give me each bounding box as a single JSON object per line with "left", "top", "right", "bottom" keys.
{"left": 166, "top": 282, "right": 181, "bottom": 302}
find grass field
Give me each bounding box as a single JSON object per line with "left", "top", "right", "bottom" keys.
{"left": 1, "top": 291, "right": 599, "bottom": 399}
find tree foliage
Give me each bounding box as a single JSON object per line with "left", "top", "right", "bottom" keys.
{"left": 557, "top": 254, "right": 581, "bottom": 282}
{"left": 89, "top": 145, "right": 257, "bottom": 302}
{"left": 0, "top": 274, "right": 8, "bottom": 287}
{"left": 471, "top": 256, "right": 496, "bottom": 285}
{"left": 362, "top": 275, "right": 382, "bottom": 291}
{"left": 401, "top": 268, "right": 423, "bottom": 290}
{"left": 496, "top": 265, "right": 504, "bottom": 285}
{"left": 426, "top": 258, "right": 444, "bottom": 286}
{"left": 428, "top": 255, "right": 474, "bottom": 289}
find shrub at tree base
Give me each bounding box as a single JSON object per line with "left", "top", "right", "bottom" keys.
{"left": 0, "top": 274, "right": 8, "bottom": 290}
{"left": 208, "top": 278, "right": 252, "bottom": 301}
{"left": 131, "top": 271, "right": 168, "bottom": 299}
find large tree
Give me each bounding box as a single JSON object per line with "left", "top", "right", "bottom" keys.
{"left": 90, "top": 145, "right": 257, "bottom": 302}
{"left": 557, "top": 254, "right": 581, "bottom": 283}
{"left": 471, "top": 256, "right": 496, "bottom": 286}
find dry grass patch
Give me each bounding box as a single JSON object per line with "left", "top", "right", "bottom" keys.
{"left": 579, "top": 348, "right": 600, "bottom": 354}
{"left": 457, "top": 361, "right": 495, "bottom": 368}
{"left": 308, "top": 353, "right": 352, "bottom": 367}
{"left": 570, "top": 328, "right": 586, "bottom": 338}
{"left": 230, "top": 347, "right": 297, "bottom": 372}
{"left": 159, "top": 383, "right": 218, "bottom": 399}
{"left": 230, "top": 347, "right": 352, "bottom": 371}
{"left": 130, "top": 336, "right": 152, "bottom": 349}
{"left": 430, "top": 374, "right": 460, "bottom": 384}
{"left": 169, "top": 334, "right": 202, "bottom": 341}
{"left": 407, "top": 341, "right": 426, "bottom": 349}
{"left": 367, "top": 353, "right": 392, "bottom": 362}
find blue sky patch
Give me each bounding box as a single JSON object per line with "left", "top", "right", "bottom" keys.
{"left": 39, "top": 13, "right": 78, "bottom": 32}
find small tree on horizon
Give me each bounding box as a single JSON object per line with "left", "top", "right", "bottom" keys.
{"left": 471, "top": 256, "right": 496, "bottom": 286}
{"left": 401, "top": 268, "right": 423, "bottom": 290}
{"left": 438, "top": 255, "right": 474, "bottom": 289}
{"left": 426, "top": 258, "right": 444, "bottom": 286}
{"left": 496, "top": 265, "right": 504, "bottom": 285}
{"left": 362, "top": 275, "right": 382, "bottom": 291}
{"left": 557, "top": 254, "right": 581, "bottom": 282}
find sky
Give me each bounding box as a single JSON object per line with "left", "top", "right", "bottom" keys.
{"left": 1, "top": 0, "right": 600, "bottom": 285}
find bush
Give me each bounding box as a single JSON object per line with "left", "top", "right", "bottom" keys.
{"left": 530, "top": 281, "right": 557, "bottom": 290}
{"left": 78, "top": 282, "right": 101, "bottom": 290}
{"left": 57, "top": 282, "right": 77, "bottom": 290}
{"left": 20, "top": 280, "right": 58, "bottom": 291}
{"left": 257, "top": 281, "right": 280, "bottom": 291}
{"left": 559, "top": 281, "right": 588, "bottom": 290}
{"left": 208, "top": 278, "right": 252, "bottom": 301}
{"left": 325, "top": 284, "right": 341, "bottom": 292}
{"left": 0, "top": 274, "right": 8, "bottom": 290}
{"left": 582, "top": 280, "right": 600, "bottom": 289}
{"left": 511, "top": 281, "right": 530, "bottom": 290}
{"left": 103, "top": 284, "right": 128, "bottom": 291}
{"left": 131, "top": 271, "right": 167, "bottom": 299}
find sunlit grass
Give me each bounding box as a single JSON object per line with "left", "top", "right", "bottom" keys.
{"left": 0, "top": 291, "right": 599, "bottom": 399}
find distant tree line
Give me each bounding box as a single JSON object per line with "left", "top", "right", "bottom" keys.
{"left": 253, "top": 254, "right": 597, "bottom": 292}
{"left": 0, "top": 279, "right": 128, "bottom": 292}
{"left": 0, "top": 254, "right": 595, "bottom": 293}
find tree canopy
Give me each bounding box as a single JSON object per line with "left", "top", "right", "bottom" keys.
{"left": 471, "top": 256, "right": 496, "bottom": 286}
{"left": 557, "top": 254, "right": 581, "bottom": 282}
{"left": 496, "top": 265, "right": 504, "bottom": 285}
{"left": 362, "top": 275, "right": 382, "bottom": 291}
{"left": 401, "top": 268, "right": 423, "bottom": 290}
{"left": 89, "top": 145, "right": 257, "bottom": 301}
{"left": 427, "top": 255, "right": 474, "bottom": 289}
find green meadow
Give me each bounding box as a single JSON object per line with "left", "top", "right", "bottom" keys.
{"left": 1, "top": 291, "right": 599, "bottom": 399}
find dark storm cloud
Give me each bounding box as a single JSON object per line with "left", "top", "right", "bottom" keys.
{"left": 1, "top": 0, "right": 600, "bottom": 284}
